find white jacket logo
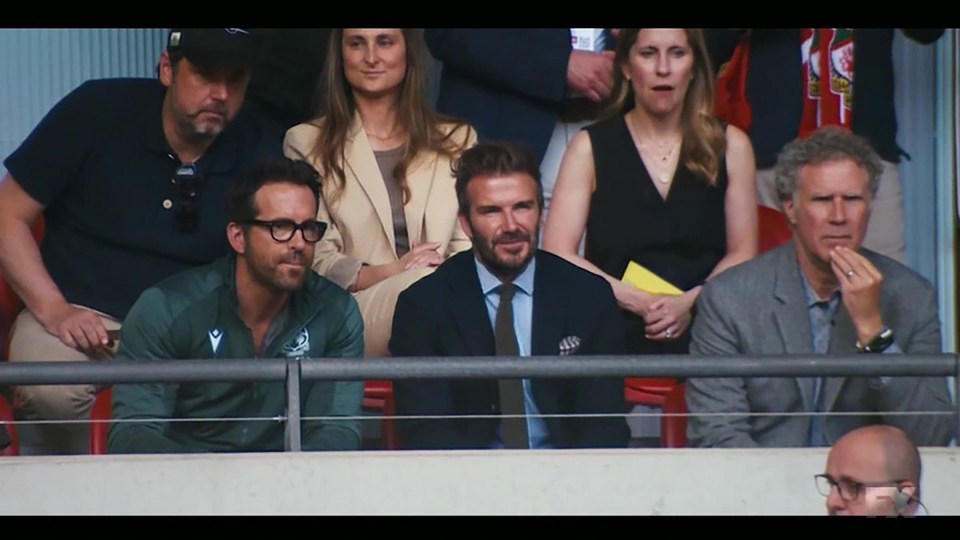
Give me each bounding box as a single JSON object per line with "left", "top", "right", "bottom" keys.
{"left": 208, "top": 328, "right": 224, "bottom": 354}
{"left": 282, "top": 328, "right": 310, "bottom": 358}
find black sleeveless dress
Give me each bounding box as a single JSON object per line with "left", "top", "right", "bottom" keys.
{"left": 585, "top": 115, "right": 728, "bottom": 355}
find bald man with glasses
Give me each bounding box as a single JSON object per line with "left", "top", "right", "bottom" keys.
{"left": 815, "top": 424, "right": 927, "bottom": 516}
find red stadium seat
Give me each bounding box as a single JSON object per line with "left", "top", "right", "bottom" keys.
{"left": 659, "top": 383, "right": 687, "bottom": 448}
{"left": 88, "top": 387, "right": 112, "bottom": 455}
{"left": 757, "top": 205, "right": 792, "bottom": 254}
{"left": 624, "top": 377, "right": 675, "bottom": 407}
{"left": 363, "top": 380, "right": 400, "bottom": 450}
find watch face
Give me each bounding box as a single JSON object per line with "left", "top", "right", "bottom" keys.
{"left": 865, "top": 328, "right": 895, "bottom": 353}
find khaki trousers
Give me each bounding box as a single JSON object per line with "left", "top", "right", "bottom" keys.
{"left": 9, "top": 306, "right": 120, "bottom": 454}
{"left": 354, "top": 267, "right": 435, "bottom": 357}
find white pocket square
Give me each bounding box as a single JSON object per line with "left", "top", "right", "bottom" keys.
{"left": 558, "top": 335, "right": 582, "bottom": 356}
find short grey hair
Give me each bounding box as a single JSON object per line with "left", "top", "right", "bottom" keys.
{"left": 774, "top": 126, "right": 884, "bottom": 202}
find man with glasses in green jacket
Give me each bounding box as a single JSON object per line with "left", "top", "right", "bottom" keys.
{"left": 108, "top": 157, "right": 364, "bottom": 453}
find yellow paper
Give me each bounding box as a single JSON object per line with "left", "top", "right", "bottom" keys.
{"left": 621, "top": 261, "right": 683, "bottom": 296}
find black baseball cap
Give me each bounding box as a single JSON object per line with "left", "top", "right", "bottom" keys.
{"left": 167, "top": 28, "right": 263, "bottom": 70}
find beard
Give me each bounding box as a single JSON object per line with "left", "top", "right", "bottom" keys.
{"left": 471, "top": 225, "right": 537, "bottom": 280}
{"left": 247, "top": 248, "right": 310, "bottom": 293}
{"left": 176, "top": 104, "right": 229, "bottom": 141}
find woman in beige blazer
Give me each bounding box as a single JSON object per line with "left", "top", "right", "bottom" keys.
{"left": 284, "top": 28, "right": 476, "bottom": 356}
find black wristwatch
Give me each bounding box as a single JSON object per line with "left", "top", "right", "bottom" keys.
{"left": 857, "top": 327, "right": 895, "bottom": 353}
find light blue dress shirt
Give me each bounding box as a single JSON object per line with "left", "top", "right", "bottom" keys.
{"left": 799, "top": 272, "right": 899, "bottom": 446}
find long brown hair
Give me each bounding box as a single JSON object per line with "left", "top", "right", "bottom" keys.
{"left": 307, "top": 29, "right": 470, "bottom": 203}
{"left": 604, "top": 28, "right": 726, "bottom": 185}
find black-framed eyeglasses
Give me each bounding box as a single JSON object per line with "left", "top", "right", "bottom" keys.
{"left": 172, "top": 163, "right": 201, "bottom": 233}
{"left": 244, "top": 219, "right": 327, "bottom": 243}
{"left": 814, "top": 474, "right": 905, "bottom": 502}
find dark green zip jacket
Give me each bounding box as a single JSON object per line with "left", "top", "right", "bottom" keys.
{"left": 107, "top": 255, "right": 364, "bottom": 453}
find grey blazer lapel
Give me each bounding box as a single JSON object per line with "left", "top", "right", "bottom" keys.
{"left": 770, "top": 243, "right": 816, "bottom": 410}
{"left": 772, "top": 243, "right": 815, "bottom": 355}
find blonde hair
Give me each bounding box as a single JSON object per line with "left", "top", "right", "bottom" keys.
{"left": 604, "top": 28, "right": 726, "bottom": 185}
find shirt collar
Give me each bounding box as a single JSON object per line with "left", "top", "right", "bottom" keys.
{"left": 474, "top": 254, "right": 536, "bottom": 297}
{"left": 798, "top": 268, "right": 841, "bottom": 309}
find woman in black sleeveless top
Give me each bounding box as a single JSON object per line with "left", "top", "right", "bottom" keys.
{"left": 543, "top": 28, "right": 758, "bottom": 356}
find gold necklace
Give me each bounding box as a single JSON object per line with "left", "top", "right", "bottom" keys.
{"left": 627, "top": 114, "right": 683, "bottom": 184}
{"left": 636, "top": 138, "right": 680, "bottom": 184}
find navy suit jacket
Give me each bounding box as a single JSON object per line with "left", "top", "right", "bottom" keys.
{"left": 425, "top": 29, "right": 572, "bottom": 163}
{"left": 389, "top": 249, "right": 630, "bottom": 450}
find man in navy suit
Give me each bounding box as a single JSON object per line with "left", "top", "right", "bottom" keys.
{"left": 389, "top": 140, "right": 629, "bottom": 450}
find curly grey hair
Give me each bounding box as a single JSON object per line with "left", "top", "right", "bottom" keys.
{"left": 774, "top": 126, "right": 884, "bottom": 203}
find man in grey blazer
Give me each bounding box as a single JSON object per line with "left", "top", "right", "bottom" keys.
{"left": 686, "top": 126, "right": 955, "bottom": 448}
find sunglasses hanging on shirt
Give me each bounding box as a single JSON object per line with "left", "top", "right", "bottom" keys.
{"left": 171, "top": 162, "right": 201, "bottom": 233}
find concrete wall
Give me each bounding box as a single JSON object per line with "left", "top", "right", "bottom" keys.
{"left": 1, "top": 448, "right": 957, "bottom": 515}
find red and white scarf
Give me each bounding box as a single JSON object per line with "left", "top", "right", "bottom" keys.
{"left": 799, "top": 28, "right": 855, "bottom": 138}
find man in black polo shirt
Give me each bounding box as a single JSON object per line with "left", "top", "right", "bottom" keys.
{"left": 0, "top": 28, "right": 281, "bottom": 454}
